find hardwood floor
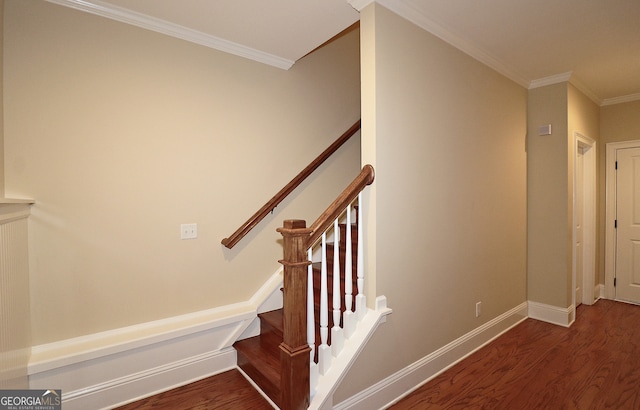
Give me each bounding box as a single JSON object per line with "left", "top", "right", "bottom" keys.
{"left": 114, "top": 369, "right": 273, "bottom": 410}
{"left": 114, "top": 300, "right": 639, "bottom": 409}
{"left": 389, "top": 299, "right": 640, "bottom": 409}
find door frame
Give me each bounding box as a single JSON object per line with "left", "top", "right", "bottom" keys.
{"left": 605, "top": 140, "right": 640, "bottom": 300}
{"left": 573, "top": 132, "right": 596, "bottom": 307}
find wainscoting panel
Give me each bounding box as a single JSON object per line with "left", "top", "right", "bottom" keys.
{"left": 0, "top": 203, "right": 32, "bottom": 389}
{"left": 29, "top": 270, "right": 284, "bottom": 410}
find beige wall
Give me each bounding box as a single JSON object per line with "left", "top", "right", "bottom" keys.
{"left": 600, "top": 100, "right": 640, "bottom": 143}
{"left": 337, "top": 4, "right": 528, "bottom": 399}
{"left": 599, "top": 100, "right": 640, "bottom": 283}
{"left": 527, "top": 83, "right": 570, "bottom": 307}
{"left": 527, "top": 83, "right": 600, "bottom": 309}
{"left": 3, "top": 1, "right": 361, "bottom": 345}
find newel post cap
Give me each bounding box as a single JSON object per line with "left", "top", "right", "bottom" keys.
{"left": 277, "top": 219, "right": 312, "bottom": 236}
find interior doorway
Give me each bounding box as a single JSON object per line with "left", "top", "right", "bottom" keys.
{"left": 573, "top": 132, "right": 596, "bottom": 308}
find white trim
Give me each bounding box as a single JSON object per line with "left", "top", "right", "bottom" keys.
{"left": 28, "top": 270, "right": 284, "bottom": 409}
{"left": 351, "top": 1, "right": 619, "bottom": 105}
{"left": 569, "top": 76, "right": 602, "bottom": 106}
{"left": 0, "top": 207, "right": 32, "bottom": 224}
{"left": 64, "top": 350, "right": 237, "bottom": 410}
{"left": 369, "top": 0, "right": 530, "bottom": 88}
{"left": 29, "top": 307, "right": 254, "bottom": 374}
{"left": 348, "top": 0, "right": 375, "bottom": 11}
{"left": 573, "top": 132, "right": 597, "bottom": 306}
{"left": 529, "top": 73, "right": 602, "bottom": 106}
{"left": 0, "top": 198, "right": 35, "bottom": 205}
{"left": 334, "top": 302, "right": 527, "bottom": 410}
{"left": 43, "top": 0, "right": 295, "bottom": 70}
{"left": 527, "top": 301, "right": 574, "bottom": 327}
{"left": 29, "top": 323, "right": 242, "bottom": 410}
{"left": 529, "top": 72, "right": 573, "bottom": 89}
{"left": 605, "top": 140, "right": 640, "bottom": 300}
{"left": 601, "top": 93, "right": 640, "bottom": 107}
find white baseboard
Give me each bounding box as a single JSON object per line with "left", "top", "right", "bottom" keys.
{"left": 527, "top": 301, "right": 574, "bottom": 327}
{"left": 29, "top": 270, "right": 284, "bottom": 410}
{"left": 67, "top": 349, "right": 237, "bottom": 410}
{"left": 334, "top": 302, "right": 528, "bottom": 410}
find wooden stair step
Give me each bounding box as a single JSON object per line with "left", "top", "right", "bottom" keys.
{"left": 259, "top": 309, "right": 283, "bottom": 338}
{"left": 235, "top": 217, "right": 360, "bottom": 404}
{"left": 311, "top": 262, "right": 358, "bottom": 297}
{"left": 234, "top": 329, "right": 282, "bottom": 407}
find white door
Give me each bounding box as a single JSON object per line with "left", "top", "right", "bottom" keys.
{"left": 575, "top": 146, "right": 584, "bottom": 306}
{"left": 615, "top": 147, "right": 640, "bottom": 303}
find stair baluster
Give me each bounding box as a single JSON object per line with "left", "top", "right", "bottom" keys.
{"left": 356, "top": 192, "right": 367, "bottom": 320}
{"left": 317, "top": 233, "right": 331, "bottom": 375}
{"left": 307, "top": 248, "right": 318, "bottom": 396}
{"left": 331, "top": 218, "right": 344, "bottom": 357}
{"left": 343, "top": 203, "right": 355, "bottom": 338}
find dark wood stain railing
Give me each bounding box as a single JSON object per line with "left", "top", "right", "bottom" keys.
{"left": 277, "top": 164, "right": 374, "bottom": 410}
{"left": 221, "top": 120, "right": 361, "bottom": 249}
{"left": 306, "top": 164, "right": 374, "bottom": 248}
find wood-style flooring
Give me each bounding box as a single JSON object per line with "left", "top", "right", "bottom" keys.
{"left": 115, "top": 299, "right": 640, "bottom": 409}
{"left": 114, "top": 369, "right": 273, "bottom": 410}
{"left": 390, "top": 299, "right": 640, "bottom": 409}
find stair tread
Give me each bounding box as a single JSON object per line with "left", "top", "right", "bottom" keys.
{"left": 237, "top": 212, "right": 361, "bottom": 405}
{"left": 234, "top": 333, "right": 282, "bottom": 406}
{"left": 259, "top": 309, "right": 283, "bottom": 334}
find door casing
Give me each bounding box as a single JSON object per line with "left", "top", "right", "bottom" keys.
{"left": 573, "top": 132, "right": 596, "bottom": 307}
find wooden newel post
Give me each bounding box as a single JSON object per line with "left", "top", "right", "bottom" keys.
{"left": 277, "top": 219, "right": 313, "bottom": 410}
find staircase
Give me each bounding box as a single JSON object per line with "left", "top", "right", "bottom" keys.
{"left": 231, "top": 165, "right": 390, "bottom": 410}
{"left": 234, "top": 221, "right": 358, "bottom": 408}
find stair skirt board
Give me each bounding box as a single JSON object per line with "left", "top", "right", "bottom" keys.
{"left": 311, "top": 296, "right": 392, "bottom": 410}
{"left": 334, "top": 302, "right": 528, "bottom": 410}
{"left": 28, "top": 270, "right": 285, "bottom": 410}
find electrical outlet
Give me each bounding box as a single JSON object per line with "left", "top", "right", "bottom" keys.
{"left": 475, "top": 301, "right": 482, "bottom": 318}
{"left": 180, "top": 223, "right": 197, "bottom": 240}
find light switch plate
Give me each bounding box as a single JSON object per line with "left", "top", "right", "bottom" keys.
{"left": 180, "top": 223, "right": 197, "bottom": 239}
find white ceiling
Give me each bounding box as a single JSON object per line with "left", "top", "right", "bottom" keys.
{"left": 46, "top": 0, "right": 640, "bottom": 105}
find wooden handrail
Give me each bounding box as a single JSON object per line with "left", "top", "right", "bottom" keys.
{"left": 221, "top": 120, "right": 361, "bottom": 249}
{"left": 305, "top": 164, "right": 374, "bottom": 249}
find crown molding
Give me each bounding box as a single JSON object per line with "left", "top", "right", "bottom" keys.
{"left": 348, "top": 0, "right": 376, "bottom": 11}
{"left": 528, "top": 72, "right": 573, "bottom": 89}
{"left": 44, "top": 0, "right": 295, "bottom": 70}
{"left": 363, "top": 0, "right": 530, "bottom": 88}
{"left": 601, "top": 93, "right": 640, "bottom": 107}
{"left": 528, "top": 72, "right": 604, "bottom": 106}
{"left": 568, "top": 75, "right": 602, "bottom": 106}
